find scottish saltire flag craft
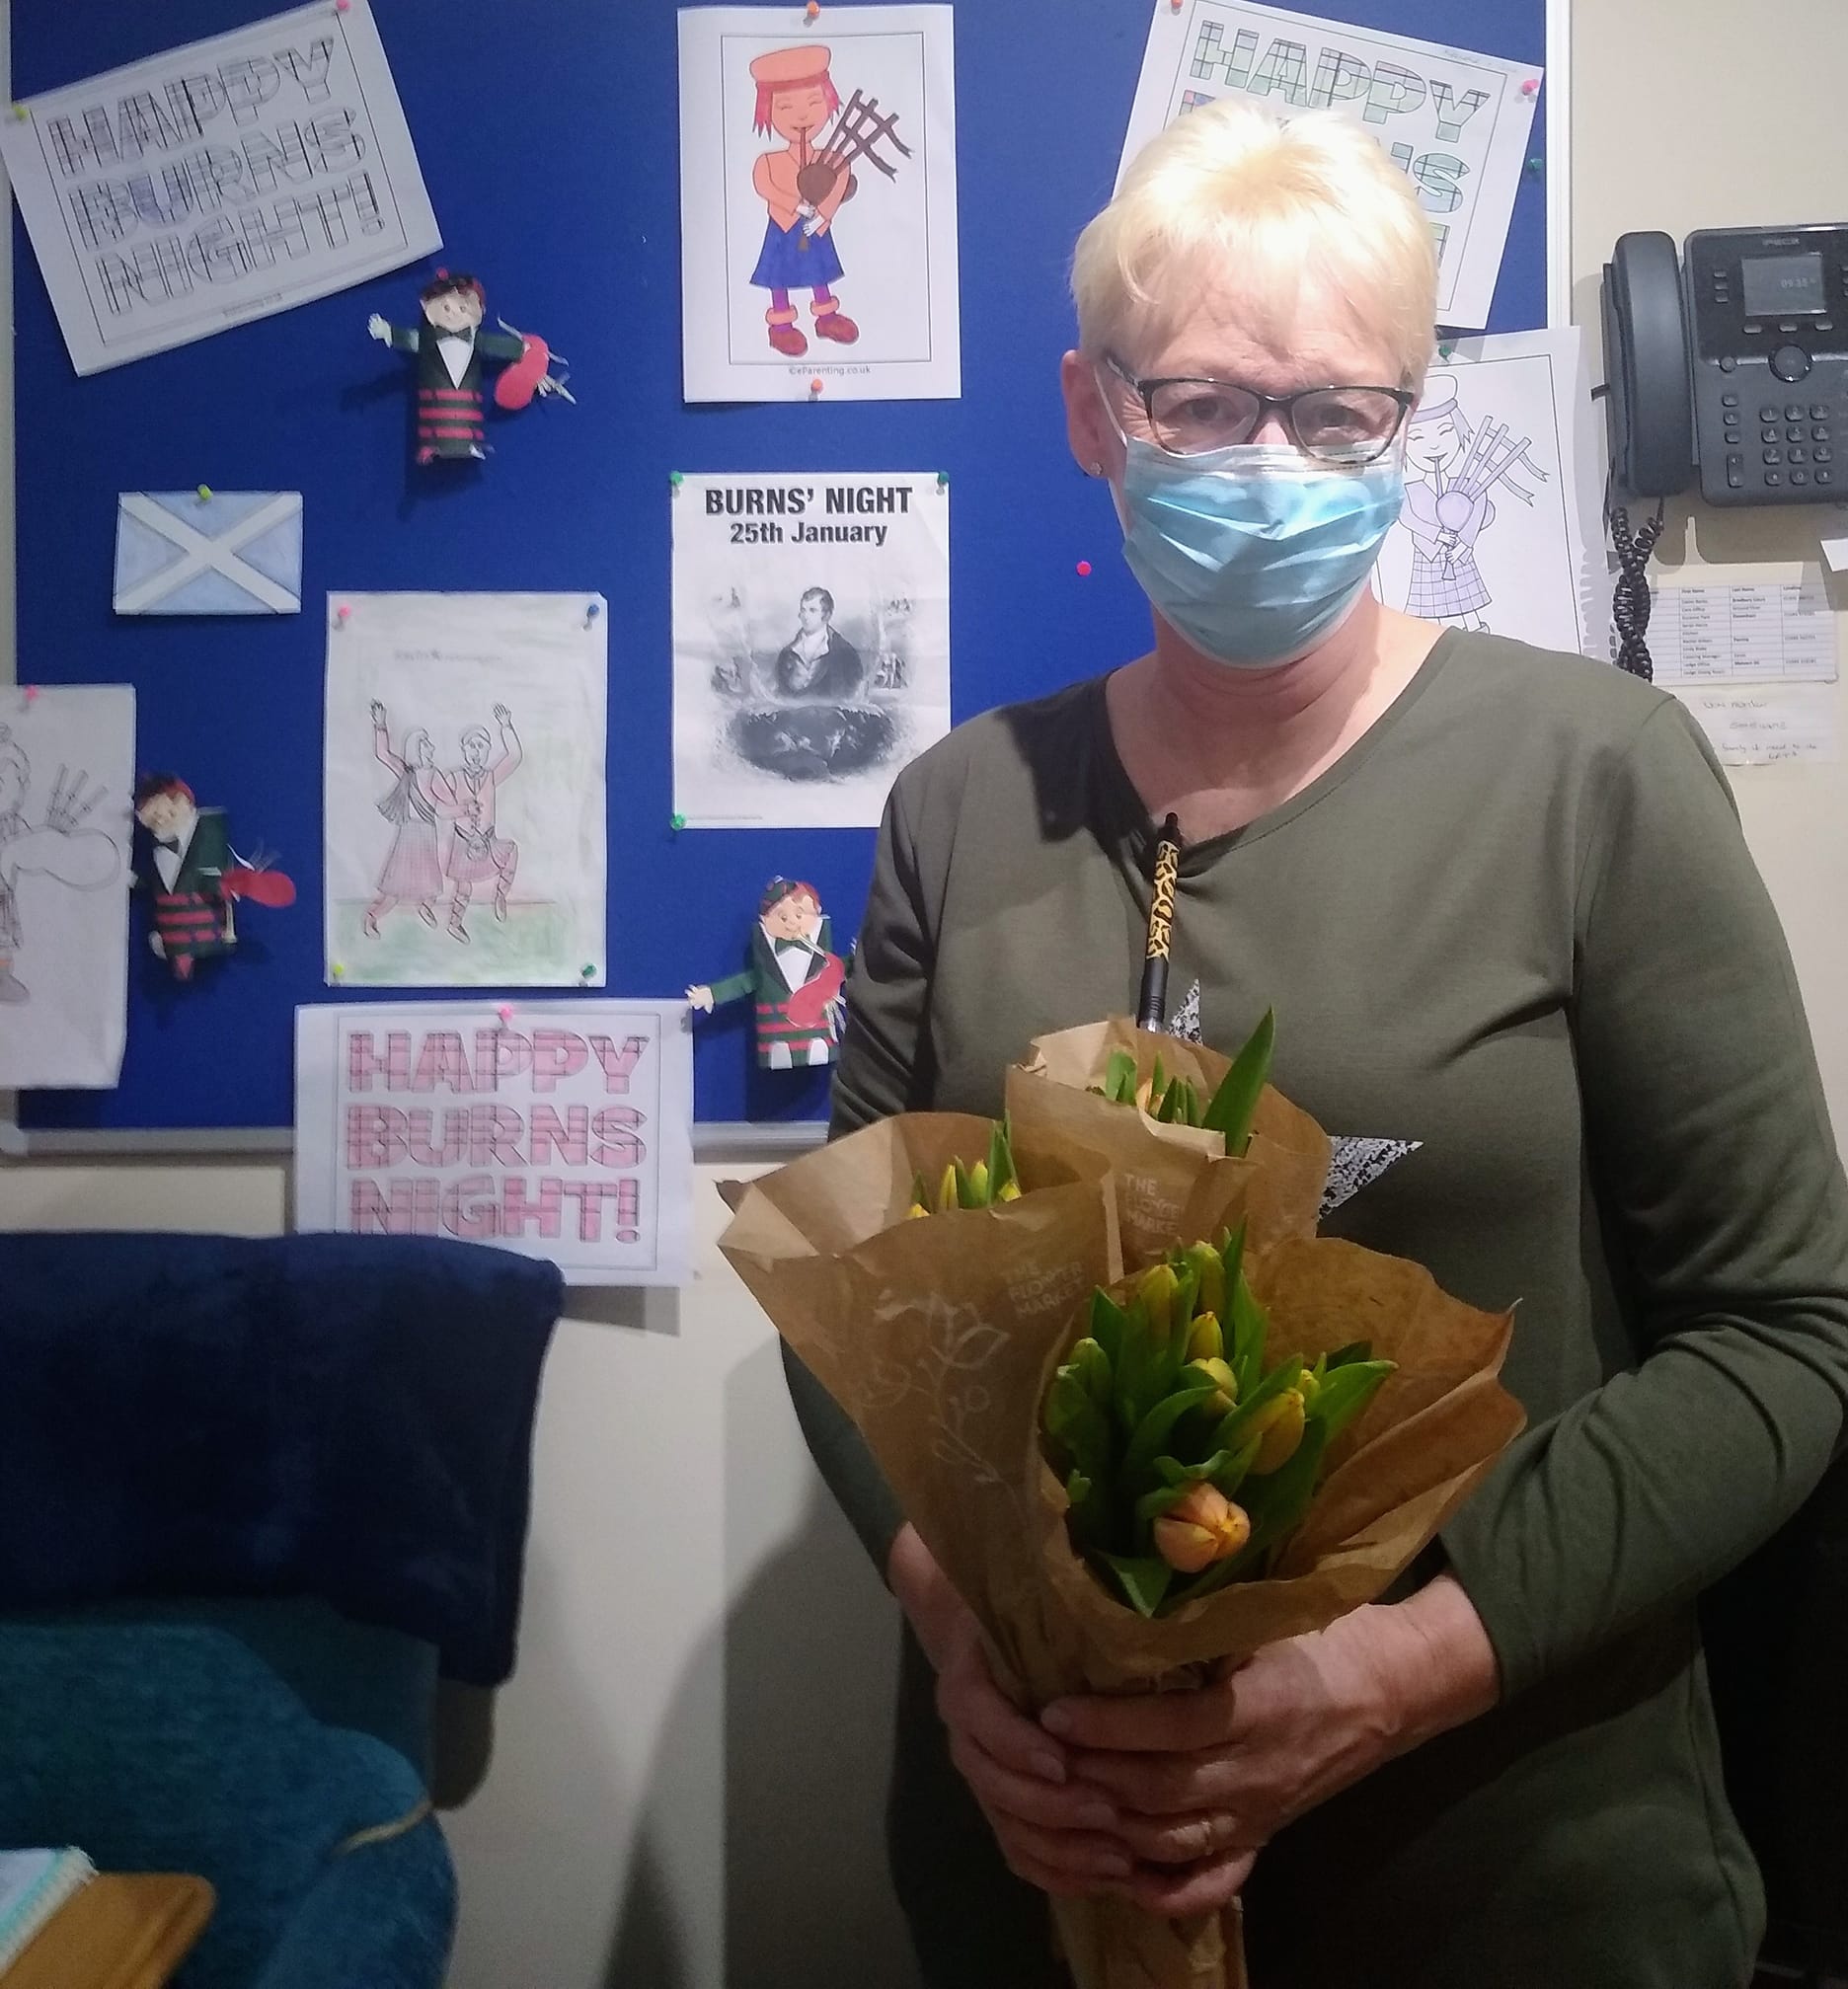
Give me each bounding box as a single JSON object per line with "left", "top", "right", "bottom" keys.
{"left": 113, "top": 491, "right": 304, "bottom": 616}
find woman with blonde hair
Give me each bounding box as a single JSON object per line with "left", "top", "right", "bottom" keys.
{"left": 783, "top": 98, "right": 1848, "bottom": 1988}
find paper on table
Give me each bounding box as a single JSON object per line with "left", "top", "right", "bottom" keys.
{"left": 0, "top": 685, "right": 134, "bottom": 1090}
{"left": 323, "top": 593, "right": 607, "bottom": 987}
{"left": 1117, "top": 0, "right": 1538, "bottom": 330}
{"left": 114, "top": 493, "right": 303, "bottom": 616}
{"left": 1668, "top": 684, "right": 1838, "bottom": 767}
{"left": 1649, "top": 578, "right": 1838, "bottom": 684}
{"left": 0, "top": 0, "right": 439, "bottom": 376}
{"left": 1819, "top": 526, "right": 1848, "bottom": 575}
{"left": 1374, "top": 329, "right": 1604, "bottom": 656}
{"left": 672, "top": 472, "right": 951, "bottom": 827}
{"left": 677, "top": 5, "right": 961, "bottom": 403}
{"left": 293, "top": 1000, "right": 694, "bottom": 1287}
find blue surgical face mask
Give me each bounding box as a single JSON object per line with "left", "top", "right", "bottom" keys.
{"left": 1111, "top": 431, "right": 1406, "bottom": 669}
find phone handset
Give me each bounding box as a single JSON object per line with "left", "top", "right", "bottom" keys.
{"left": 1601, "top": 231, "right": 1695, "bottom": 501}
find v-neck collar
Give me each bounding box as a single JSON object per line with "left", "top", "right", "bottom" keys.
{"left": 1090, "top": 629, "right": 1460, "bottom": 875}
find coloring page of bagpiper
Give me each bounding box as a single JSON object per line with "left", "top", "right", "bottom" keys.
{"left": 323, "top": 593, "right": 607, "bottom": 988}
{"left": 1373, "top": 328, "right": 1605, "bottom": 658}
{"left": 0, "top": 685, "right": 134, "bottom": 1090}
{"left": 1118, "top": 0, "right": 1539, "bottom": 329}
{"left": 672, "top": 472, "right": 950, "bottom": 828}
{"left": 0, "top": 0, "right": 439, "bottom": 376}
{"left": 677, "top": 5, "right": 961, "bottom": 402}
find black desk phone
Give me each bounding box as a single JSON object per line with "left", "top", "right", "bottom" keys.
{"left": 1602, "top": 224, "right": 1848, "bottom": 507}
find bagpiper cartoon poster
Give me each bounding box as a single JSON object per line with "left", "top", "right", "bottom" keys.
{"left": 678, "top": 5, "right": 961, "bottom": 402}
{"left": 323, "top": 593, "right": 607, "bottom": 988}
{"left": 0, "top": 685, "right": 134, "bottom": 1090}
{"left": 1374, "top": 329, "right": 1605, "bottom": 659}
{"left": 687, "top": 876, "right": 847, "bottom": 1069}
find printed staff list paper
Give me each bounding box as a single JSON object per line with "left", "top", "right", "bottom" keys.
{"left": 1118, "top": 0, "right": 1539, "bottom": 329}
{"left": 0, "top": 0, "right": 439, "bottom": 375}
{"left": 295, "top": 1002, "right": 695, "bottom": 1287}
{"left": 1647, "top": 577, "right": 1840, "bottom": 685}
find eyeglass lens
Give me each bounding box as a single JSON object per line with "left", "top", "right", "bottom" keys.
{"left": 1144, "top": 381, "right": 1403, "bottom": 459}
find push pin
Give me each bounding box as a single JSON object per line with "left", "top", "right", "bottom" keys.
{"left": 584, "top": 600, "right": 601, "bottom": 630}
{"left": 937, "top": 471, "right": 950, "bottom": 489}
{"left": 1526, "top": 156, "right": 1543, "bottom": 174}
{"left": 335, "top": 603, "right": 352, "bottom": 627}
{"left": 11, "top": 105, "right": 28, "bottom": 121}
{"left": 1076, "top": 560, "right": 1093, "bottom": 577}
{"left": 1438, "top": 342, "right": 1454, "bottom": 360}
{"left": 580, "top": 963, "right": 596, "bottom": 980}
{"left": 1520, "top": 77, "right": 1539, "bottom": 95}
{"left": 805, "top": 1, "right": 820, "bottom": 19}
{"left": 336, "top": 0, "right": 350, "bottom": 11}
{"left": 669, "top": 470, "right": 685, "bottom": 490}
{"left": 22, "top": 685, "right": 39, "bottom": 704}
{"left": 197, "top": 484, "right": 213, "bottom": 501}
{"left": 808, "top": 376, "right": 824, "bottom": 397}
{"left": 670, "top": 811, "right": 687, "bottom": 832}
{"left": 497, "top": 1003, "right": 515, "bottom": 1026}
{"left": 331, "top": 962, "right": 346, "bottom": 980}
{"left": 1171, "top": 0, "right": 1183, "bottom": 11}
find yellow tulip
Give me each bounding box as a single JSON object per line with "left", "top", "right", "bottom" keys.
{"left": 1248, "top": 1389, "right": 1306, "bottom": 1475}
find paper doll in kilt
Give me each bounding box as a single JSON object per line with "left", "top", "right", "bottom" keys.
{"left": 132, "top": 775, "right": 295, "bottom": 982}
{"left": 687, "top": 877, "right": 847, "bottom": 1069}
{"left": 368, "top": 272, "right": 569, "bottom": 466}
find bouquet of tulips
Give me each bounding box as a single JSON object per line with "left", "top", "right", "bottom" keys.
{"left": 719, "top": 1017, "right": 1523, "bottom": 1989}
{"left": 1047, "top": 1223, "right": 1394, "bottom": 1619}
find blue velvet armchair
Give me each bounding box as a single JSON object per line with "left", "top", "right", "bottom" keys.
{"left": 0, "top": 1231, "right": 564, "bottom": 1989}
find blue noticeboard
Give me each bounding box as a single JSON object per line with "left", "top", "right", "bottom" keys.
{"left": 11, "top": 0, "right": 1550, "bottom": 1133}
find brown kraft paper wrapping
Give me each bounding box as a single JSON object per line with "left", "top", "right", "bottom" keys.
{"left": 719, "top": 1101, "right": 1525, "bottom": 1989}
{"left": 1007, "top": 1018, "right": 1331, "bottom": 1270}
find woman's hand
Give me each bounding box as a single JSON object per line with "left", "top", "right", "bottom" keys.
{"left": 888, "top": 1526, "right": 1137, "bottom": 1901}
{"left": 1039, "top": 1575, "right": 1499, "bottom": 1916}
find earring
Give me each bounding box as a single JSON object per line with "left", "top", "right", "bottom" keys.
{"left": 1088, "top": 461, "right": 1104, "bottom": 477}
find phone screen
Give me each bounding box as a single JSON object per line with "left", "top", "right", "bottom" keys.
{"left": 1741, "top": 252, "right": 1827, "bottom": 317}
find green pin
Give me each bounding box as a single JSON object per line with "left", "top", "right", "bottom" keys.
{"left": 937, "top": 471, "right": 949, "bottom": 489}
{"left": 669, "top": 471, "right": 685, "bottom": 490}
{"left": 671, "top": 812, "right": 686, "bottom": 831}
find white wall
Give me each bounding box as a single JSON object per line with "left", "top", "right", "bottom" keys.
{"left": 7, "top": 7, "right": 1848, "bottom": 1988}
{"left": 1571, "top": 0, "right": 1848, "bottom": 1125}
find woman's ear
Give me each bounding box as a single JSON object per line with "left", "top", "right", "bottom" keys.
{"left": 1061, "top": 350, "right": 1117, "bottom": 481}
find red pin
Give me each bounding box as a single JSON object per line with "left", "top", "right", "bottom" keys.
{"left": 1076, "top": 561, "right": 1093, "bottom": 577}
{"left": 1520, "top": 77, "right": 1539, "bottom": 95}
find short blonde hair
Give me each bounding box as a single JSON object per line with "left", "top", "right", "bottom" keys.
{"left": 1072, "top": 100, "right": 1437, "bottom": 388}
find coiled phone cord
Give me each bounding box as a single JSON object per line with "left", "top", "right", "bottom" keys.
{"left": 1608, "top": 495, "right": 1666, "bottom": 681}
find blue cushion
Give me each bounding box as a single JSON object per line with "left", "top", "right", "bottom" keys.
{"left": 0, "top": 1599, "right": 454, "bottom": 1989}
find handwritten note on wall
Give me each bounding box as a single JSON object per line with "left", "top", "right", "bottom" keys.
{"left": 1669, "top": 685, "right": 1839, "bottom": 768}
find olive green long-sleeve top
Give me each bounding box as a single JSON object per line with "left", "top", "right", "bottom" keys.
{"left": 783, "top": 631, "right": 1848, "bottom": 1989}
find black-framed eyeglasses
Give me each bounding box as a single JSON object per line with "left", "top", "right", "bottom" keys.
{"left": 1102, "top": 352, "right": 1414, "bottom": 464}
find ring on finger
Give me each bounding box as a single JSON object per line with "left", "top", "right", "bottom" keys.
{"left": 1154, "top": 1811, "right": 1244, "bottom": 1862}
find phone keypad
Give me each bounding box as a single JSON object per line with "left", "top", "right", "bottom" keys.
{"left": 1710, "top": 376, "right": 1842, "bottom": 500}
{"left": 1745, "top": 398, "right": 1836, "bottom": 488}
